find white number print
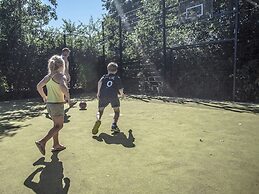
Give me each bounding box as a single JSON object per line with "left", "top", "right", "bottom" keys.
{"left": 106, "top": 80, "right": 113, "bottom": 87}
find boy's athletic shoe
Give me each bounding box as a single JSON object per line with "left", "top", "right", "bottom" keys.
{"left": 92, "top": 120, "right": 101, "bottom": 135}
{"left": 111, "top": 123, "right": 120, "bottom": 133}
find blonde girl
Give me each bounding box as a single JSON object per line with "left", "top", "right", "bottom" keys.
{"left": 35, "top": 55, "right": 70, "bottom": 155}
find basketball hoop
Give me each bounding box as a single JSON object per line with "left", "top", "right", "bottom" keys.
{"left": 178, "top": 0, "right": 213, "bottom": 23}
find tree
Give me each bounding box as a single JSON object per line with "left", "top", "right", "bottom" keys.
{"left": 0, "top": 0, "right": 57, "bottom": 93}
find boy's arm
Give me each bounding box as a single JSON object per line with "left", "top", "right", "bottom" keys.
{"left": 119, "top": 88, "right": 125, "bottom": 98}
{"left": 36, "top": 75, "right": 50, "bottom": 102}
{"left": 97, "top": 78, "right": 103, "bottom": 99}
{"left": 116, "top": 76, "right": 124, "bottom": 97}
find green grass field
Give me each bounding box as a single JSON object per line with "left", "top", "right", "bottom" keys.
{"left": 1, "top": 96, "right": 259, "bottom": 194}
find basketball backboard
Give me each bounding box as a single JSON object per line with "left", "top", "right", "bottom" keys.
{"left": 178, "top": 0, "right": 213, "bottom": 23}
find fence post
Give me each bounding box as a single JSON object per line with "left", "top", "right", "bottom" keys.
{"left": 102, "top": 21, "right": 106, "bottom": 64}
{"left": 233, "top": 0, "right": 240, "bottom": 101}
{"left": 63, "top": 34, "right": 67, "bottom": 47}
{"left": 119, "top": 16, "right": 123, "bottom": 76}
{"left": 162, "top": 0, "right": 167, "bottom": 79}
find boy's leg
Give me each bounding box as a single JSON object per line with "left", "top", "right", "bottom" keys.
{"left": 92, "top": 106, "right": 105, "bottom": 135}
{"left": 112, "top": 107, "right": 120, "bottom": 124}
{"left": 96, "top": 107, "right": 104, "bottom": 121}
{"left": 97, "top": 98, "right": 109, "bottom": 121}
{"left": 112, "top": 107, "right": 120, "bottom": 132}
{"left": 111, "top": 98, "right": 121, "bottom": 133}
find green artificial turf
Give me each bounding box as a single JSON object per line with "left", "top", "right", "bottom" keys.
{"left": 0, "top": 97, "right": 259, "bottom": 194}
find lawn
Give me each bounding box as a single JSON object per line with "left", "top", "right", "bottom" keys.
{"left": 0, "top": 96, "right": 259, "bottom": 194}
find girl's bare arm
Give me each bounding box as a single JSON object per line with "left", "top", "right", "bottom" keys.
{"left": 55, "top": 74, "right": 70, "bottom": 103}
{"left": 36, "top": 75, "right": 50, "bottom": 102}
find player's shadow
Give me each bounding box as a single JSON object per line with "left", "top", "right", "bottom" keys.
{"left": 24, "top": 152, "right": 70, "bottom": 194}
{"left": 93, "top": 129, "right": 135, "bottom": 148}
{"left": 45, "top": 107, "right": 72, "bottom": 123}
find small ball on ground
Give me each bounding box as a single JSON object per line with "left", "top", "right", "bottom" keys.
{"left": 79, "top": 101, "right": 87, "bottom": 110}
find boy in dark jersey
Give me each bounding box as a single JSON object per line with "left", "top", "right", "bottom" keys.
{"left": 92, "top": 62, "right": 124, "bottom": 135}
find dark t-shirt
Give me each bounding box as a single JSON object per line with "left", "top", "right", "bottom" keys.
{"left": 99, "top": 74, "right": 123, "bottom": 99}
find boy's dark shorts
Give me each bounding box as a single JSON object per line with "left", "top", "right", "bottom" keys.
{"left": 98, "top": 97, "right": 120, "bottom": 108}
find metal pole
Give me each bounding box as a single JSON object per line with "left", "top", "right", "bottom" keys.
{"left": 119, "top": 16, "right": 123, "bottom": 76}
{"left": 18, "top": 0, "right": 22, "bottom": 38}
{"left": 102, "top": 21, "right": 105, "bottom": 64}
{"left": 162, "top": 0, "right": 167, "bottom": 79}
{"left": 70, "top": 37, "right": 75, "bottom": 89}
{"left": 233, "top": 0, "right": 240, "bottom": 101}
{"left": 63, "top": 34, "right": 67, "bottom": 47}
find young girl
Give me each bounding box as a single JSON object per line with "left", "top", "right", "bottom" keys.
{"left": 35, "top": 55, "right": 70, "bottom": 155}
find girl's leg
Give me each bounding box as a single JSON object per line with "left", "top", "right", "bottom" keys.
{"left": 53, "top": 132, "right": 59, "bottom": 147}
{"left": 52, "top": 116, "right": 65, "bottom": 149}
{"left": 52, "top": 133, "right": 66, "bottom": 150}
{"left": 38, "top": 116, "right": 64, "bottom": 148}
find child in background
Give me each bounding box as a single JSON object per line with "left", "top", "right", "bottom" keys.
{"left": 61, "top": 48, "right": 71, "bottom": 83}
{"left": 35, "top": 55, "right": 70, "bottom": 155}
{"left": 92, "top": 62, "right": 124, "bottom": 135}
{"left": 61, "top": 47, "right": 76, "bottom": 108}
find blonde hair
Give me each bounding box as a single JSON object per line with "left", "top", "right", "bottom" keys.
{"left": 48, "top": 55, "right": 65, "bottom": 74}
{"left": 107, "top": 62, "right": 118, "bottom": 73}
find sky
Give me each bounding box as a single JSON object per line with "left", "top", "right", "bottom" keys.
{"left": 42, "top": 0, "right": 106, "bottom": 27}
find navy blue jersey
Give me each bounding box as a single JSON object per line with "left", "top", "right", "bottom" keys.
{"left": 99, "top": 74, "right": 123, "bottom": 99}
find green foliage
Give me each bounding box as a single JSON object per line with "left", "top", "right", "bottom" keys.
{"left": 236, "top": 59, "right": 259, "bottom": 101}
{"left": 0, "top": 74, "right": 8, "bottom": 93}
{"left": 61, "top": 19, "right": 102, "bottom": 90}
{"left": 0, "top": 0, "right": 58, "bottom": 92}
{"left": 102, "top": 0, "right": 259, "bottom": 102}
{"left": 76, "top": 49, "right": 98, "bottom": 91}
{"left": 0, "top": 0, "right": 258, "bottom": 101}
{"left": 0, "top": 0, "right": 103, "bottom": 100}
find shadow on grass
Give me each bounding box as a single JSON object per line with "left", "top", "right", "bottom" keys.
{"left": 24, "top": 152, "right": 70, "bottom": 194}
{"left": 1, "top": 100, "right": 77, "bottom": 139}
{"left": 0, "top": 122, "right": 30, "bottom": 141}
{"left": 128, "top": 95, "right": 259, "bottom": 114}
{"left": 194, "top": 101, "right": 259, "bottom": 114}
{"left": 93, "top": 129, "right": 135, "bottom": 148}
{"left": 0, "top": 99, "right": 45, "bottom": 139}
